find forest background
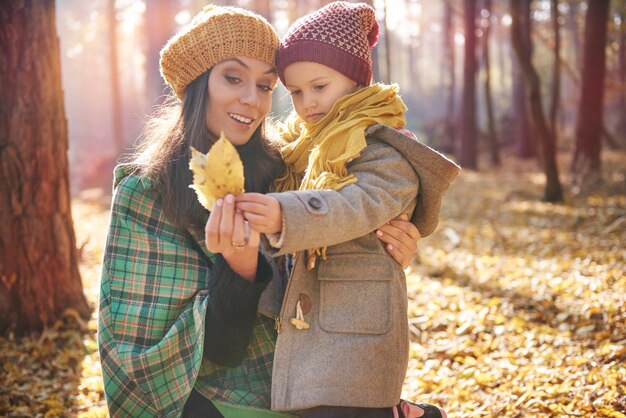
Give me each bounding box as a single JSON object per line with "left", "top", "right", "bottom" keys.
{"left": 0, "top": 0, "right": 625, "bottom": 416}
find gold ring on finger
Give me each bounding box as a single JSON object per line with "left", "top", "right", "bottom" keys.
{"left": 231, "top": 241, "right": 246, "bottom": 250}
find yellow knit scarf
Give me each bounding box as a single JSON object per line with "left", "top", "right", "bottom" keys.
{"left": 275, "top": 83, "right": 407, "bottom": 269}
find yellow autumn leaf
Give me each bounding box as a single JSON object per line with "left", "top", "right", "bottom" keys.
{"left": 598, "top": 408, "right": 626, "bottom": 418}
{"left": 189, "top": 132, "right": 245, "bottom": 210}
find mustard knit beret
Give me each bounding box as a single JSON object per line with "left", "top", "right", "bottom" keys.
{"left": 160, "top": 5, "right": 280, "bottom": 100}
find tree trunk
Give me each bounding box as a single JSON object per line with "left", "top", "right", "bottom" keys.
{"left": 495, "top": 6, "right": 509, "bottom": 99}
{"left": 442, "top": 0, "right": 456, "bottom": 153}
{"left": 108, "top": 0, "right": 124, "bottom": 157}
{"left": 407, "top": 0, "right": 421, "bottom": 92}
{"left": 571, "top": 0, "right": 610, "bottom": 178}
{"left": 511, "top": 0, "right": 563, "bottom": 202}
{"left": 549, "top": 0, "right": 561, "bottom": 137}
{"left": 512, "top": 0, "right": 534, "bottom": 158}
{"left": 288, "top": 0, "right": 310, "bottom": 25}
{"left": 458, "top": 0, "right": 478, "bottom": 169}
{"left": 482, "top": 0, "right": 500, "bottom": 166}
{"left": 251, "top": 0, "right": 272, "bottom": 21}
{"left": 144, "top": 0, "right": 176, "bottom": 106}
{"left": 383, "top": 0, "right": 392, "bottom": 83}
{"left": 618, "top": 8, "right": 626, "bottom": 134}
{"left": 0, "top": 0, "right": 91, "bottom": 335}
{"left": 567, "top": 0, "right": 582, "bottom": 68}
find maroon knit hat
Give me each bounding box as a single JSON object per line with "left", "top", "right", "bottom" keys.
{"left": 277, "top": 1, "right": 379, "bottom": 87}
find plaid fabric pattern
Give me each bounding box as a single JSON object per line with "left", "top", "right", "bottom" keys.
{"left": 195, "top": 315, "right": 276, "bottom": 406}
{"left": 98, "top": 167, "right": 279, "bottom": 417}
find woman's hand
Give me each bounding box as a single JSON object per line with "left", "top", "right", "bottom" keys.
{"left": 205, "top": 194, "right": 261, "bottom": 282}
{"left": 376, "top": 213, "right": 421, "bottom": 269}
{"left": 234, "top": 193, "right": 282, "bottom": 234}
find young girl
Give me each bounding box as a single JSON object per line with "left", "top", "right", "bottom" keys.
{"left": 236, "top": 3, "right": 460, "bottom": 417}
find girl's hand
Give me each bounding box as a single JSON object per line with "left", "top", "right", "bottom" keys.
{"left": 205, "top": 194, "right": 261, "bottom": 281}
{"left": 376, "top": 213, "right": 421, "bottom": 269}
{"left": 234, "top": 193, "right": 282, "bottom": 234}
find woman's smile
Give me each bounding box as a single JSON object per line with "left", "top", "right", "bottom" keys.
{"left": 228, "top": 112, "right": 254, "bottom": 125}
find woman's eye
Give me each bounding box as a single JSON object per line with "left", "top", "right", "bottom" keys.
{"left": 225, "top": 75, "right": 241, "bottom": 84}
{"left": 258, "top": 84, "right": 273, "bottom": 92}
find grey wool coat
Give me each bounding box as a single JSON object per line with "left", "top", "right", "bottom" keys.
{"left": 265, "top": 124, "right": 460, "bottom": 411}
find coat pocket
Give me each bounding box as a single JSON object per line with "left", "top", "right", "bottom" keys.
{"left": 317, "top": 253, "right": 393, "bottom": 335}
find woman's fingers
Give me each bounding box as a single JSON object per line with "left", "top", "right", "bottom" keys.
{"left": 218, "top": 194, "right": 236, "bottom": 245}
{"left": 376, "top": 214, "right": 421, "bottom": 268}
{"left": 231, "top": 210, "right": 247, "bottom": 249}
{"left": 206, "top": 195, "right": 249, "bottom": 254}
{"left": 247, "top": 225, "right": 261, "bottom": 249}
{"left": 383, "top": 241, "right": 407, "bottom": 269}
{"left": 205, "top": 199, "right": 223, "bottom": 252}
{"left": 388, "top": 213, "right": 421, "bottom": 241}
{"left": 376, "top": 228, "right": 410, "bottom": 265}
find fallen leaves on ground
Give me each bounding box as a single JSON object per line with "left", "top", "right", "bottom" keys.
{"left": 0, "top": 194, "right": 110, "bottom": 418}
{"left": 0, "top": 151, "right": 624, "bottom": 417}
{"left": 402, "top": 150, "right": 626, "bottom": 417}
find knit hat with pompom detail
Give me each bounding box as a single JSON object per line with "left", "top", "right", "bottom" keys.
{"left": 277, "top": 1, "right": 379, "bottom": 87}
{"left": 160, "top": 5, "right": 280, "bottom": 100}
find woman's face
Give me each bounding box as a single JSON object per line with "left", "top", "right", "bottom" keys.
{"left": 205, "top": 56, "right": 277, "bottom": 146}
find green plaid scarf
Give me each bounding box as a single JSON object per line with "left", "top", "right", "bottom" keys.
{"left": 98, "top": 166, "right": 295, "bottom": 417}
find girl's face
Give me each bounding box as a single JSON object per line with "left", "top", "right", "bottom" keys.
{"left": 283, "top": 61, "right": 359, "bottom": 124}
{"left": 206, "top": 56, "right": 277, "bottom": 145}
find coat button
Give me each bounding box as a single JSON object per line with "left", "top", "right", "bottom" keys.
{"left": 308, "top": 197, "right": 323, "bottom": 209}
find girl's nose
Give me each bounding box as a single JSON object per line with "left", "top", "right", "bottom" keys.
{"left": 303, "top": 94, "right": 316, "bottom": 110}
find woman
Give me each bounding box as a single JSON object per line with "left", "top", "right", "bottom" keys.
{"left": 98, "top": 5, "right": 420, "bottom": 418}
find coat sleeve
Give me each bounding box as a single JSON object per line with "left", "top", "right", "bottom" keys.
{"left": 267, "top": 140, "right": 419, "bottom": 256}
{"left": 203, "top": 252, "right": 273, "bottom": 367}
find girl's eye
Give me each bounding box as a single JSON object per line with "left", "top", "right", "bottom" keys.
{"left": 314, "top": 84, "right": 327, "bottom": 91}
{"left": 225, "top": 75, "right": 241, "bottom": 84}
{"left": 290, "top": 89, "right": 302, "bottom": 96}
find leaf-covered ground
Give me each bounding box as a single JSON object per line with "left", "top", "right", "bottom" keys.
{"left": 1, "top": 151, "right": 624, "bottom": 417}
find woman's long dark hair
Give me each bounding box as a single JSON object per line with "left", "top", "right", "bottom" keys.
{"left": 129, "top": 69, "right": 285, "bottom": 229}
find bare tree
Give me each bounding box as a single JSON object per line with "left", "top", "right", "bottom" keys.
{"left": 383, "top": 0, "right": 392, "bottom": 83}
{"left": 618, "top": 2, "right": 626, "bottom": 135}
{"left": 108, "top": 0, "right": 124, "bottom": 158}
{"left": 250, "top": 0, "right": 271, "bottom": 20}
{"left": 567, "top": 0, "right": 582, "bottom": 68}
{"left": 571, "top": 0, "right": 610, "bottom": 182}
{"left": 406, "top": 0, "right": 421, "bottom": 92}
{"left": 512, "top": 0, "right": 534, "bottom": 158}
{"left": 458, "top": 0, "right": 478, "bottom": 169}
{"left": 145, "top": 0, "right": 176, "bottom": 105}
{"left": 511, "top": 0, "right": 563, "bottom": 202}
{"left": 442, "top": 0, "right": 456, "bottom": 152}
{"left": 288, "top": 0, "right": 309, "bottom": 24}
{"left": 0, "top": 0, "right": 91, "bottom": 334}
{"left": 482, "top": 0, "right": 500, "bottom": 166}
{"left": 549, "top": 0, "right": 561, "bottom": 137}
